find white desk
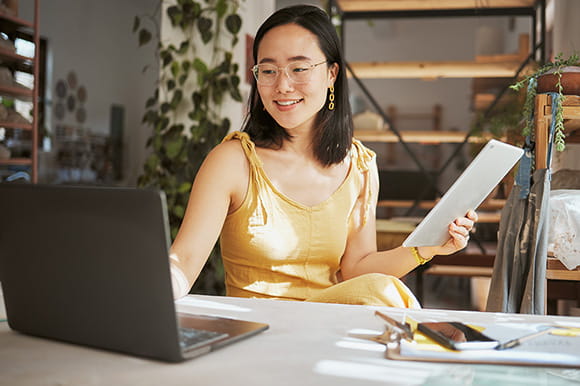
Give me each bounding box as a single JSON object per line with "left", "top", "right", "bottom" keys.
{"left": 1, "top": 294, "right": 580, "bottom": 385}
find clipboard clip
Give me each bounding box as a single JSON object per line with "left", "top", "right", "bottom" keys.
{"left": 374, "top": 311, "right": 414, "bottom": 342}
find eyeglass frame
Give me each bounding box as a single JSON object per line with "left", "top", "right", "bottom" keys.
{"left": 251, "top": 60, "right": 329, "bottom": 85}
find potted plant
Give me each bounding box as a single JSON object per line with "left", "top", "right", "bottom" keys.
{"left": 134, "top": 0, "right": 243, "bottom": 295}
{"left": 510, "top": 52, "right": 580, "bottom": 151}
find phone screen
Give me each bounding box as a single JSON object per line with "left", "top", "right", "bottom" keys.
{"left": 418, "top": 322, "right": 499, "bottom": 350}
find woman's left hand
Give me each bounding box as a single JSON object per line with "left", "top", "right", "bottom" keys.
{"left": 436, "top": 209, "right": 478, "bottom": 256}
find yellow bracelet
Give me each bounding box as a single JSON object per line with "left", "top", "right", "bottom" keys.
{"left": 410, "top": 247, "right": 431, "bottom": 265}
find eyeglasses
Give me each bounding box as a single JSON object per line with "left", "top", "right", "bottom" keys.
{"left": 251, "top": 60, "right": 328, "bottom": 86}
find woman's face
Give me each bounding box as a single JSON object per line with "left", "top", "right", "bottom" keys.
{"left": 256, "top": 23, "right": 338, "bottom": 132}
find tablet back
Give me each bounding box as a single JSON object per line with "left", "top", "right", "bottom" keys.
{"left": 402, "top": 139, "right": 524, "bottom": 247}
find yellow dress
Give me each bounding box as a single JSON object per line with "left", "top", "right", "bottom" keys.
{"left": 219, "top": 131, "right": 420, "bottom": 308}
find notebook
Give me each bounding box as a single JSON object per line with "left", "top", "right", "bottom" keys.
{"left": 0, "top": 184, "right": 268, "bottom": 362}
{"left": 402, "top": 139, "right": 524, "bottom": 247}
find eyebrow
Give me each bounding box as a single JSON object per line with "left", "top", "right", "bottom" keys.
{"left": 258, "top": 55, "right": 312, "bottom": 64}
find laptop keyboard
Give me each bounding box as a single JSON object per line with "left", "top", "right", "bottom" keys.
{"left": 178, "top": 327, "right": 228, "bottom": 351}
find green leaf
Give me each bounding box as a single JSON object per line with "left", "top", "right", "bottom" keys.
{"left": 192, "top": 91, "right": 202, "bottom": 108}
{"left": 145, "top": 97, "right": 156, "bottom": 108}
{"left": 160, "top": 50, "right": 173, "bottom": 67}
{"left": 171, "top": 61, "right": 180, "bottom": 77}
{"left": 145, "top": 153, "right": 160, "bottom": 171}
{"left": 221, "top": 118, "right": 231, "bottom": 131}
{"left": 201, "top": 30, "right": 213, "bottom": 44}
{"left": 167, "top": 5, "right": 183, "bottom": 27}
{"left": 178, "top": 41, "right": 189, "bottom": 55}
{"left": 197, "top": 17, "right": 213, "bottom": 33}
{"left": 171, "top": 89, "right": 183, "bottom": 107}
{"left": 167, "top": 79, "right": 176, "bottom": 91}
{"left": 231, "top": 75, "right": 240, "bottom": 87}
{"left": 172, "top": 205, "right": 185, "bottom": 219}
{"left": 165, "top": 137, "right": 184, "bottom": 159}
{"left": 230, "top": 87, "right": 242, "bottom": 102}
{"left": 132, "top": 16, "right": 140, "bottom": 33}
{"left": 178, "top": 73, "right": 188, "bottom": 86}
{"left": 193, "top": 58, "right": 208, "bottom": 74}
{"left": 153, "top": 136, "right": 163, "bottom": 152}
{"left": 182, "top": 60, "right": 191, "bottom": 73}
{"left": 161, "top": 102, "right": 172, "bottom": 114}
{"left": 138, "top": 28, "right": 152, "bottom": 46}
{"left": 225, "top": 14, "right": 242, "bottom": 35}
{"left": 178, "top": 182, "right": 192, "bottom": 193}
{"left": 216, "top": 0, "right": 227, "bottom": 18}
{"left": 142, "top": 109, "right": 158, "bottom": 124}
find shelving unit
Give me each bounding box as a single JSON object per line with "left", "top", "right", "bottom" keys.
{"left": 0, "top": 0, "right": 40, "bottom": 183}
{"left": 331, "top": 1, "right": 546, "bottom": 306}
{"left": 330, "top": 0, "right": 543, "bottom": 214}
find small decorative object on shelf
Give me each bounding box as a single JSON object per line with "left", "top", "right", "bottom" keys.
{"left": 0, "top": 127, "right": 10, "bottom": 159}
{"left": 510, "top": 52, "right": 580, "bottom": 151}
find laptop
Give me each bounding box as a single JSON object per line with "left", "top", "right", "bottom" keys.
{"left": 0, "top": 184, "right": 268, "bottom": 362}
{"left": 402, "top": 139, "right": 524, "bottom": 247}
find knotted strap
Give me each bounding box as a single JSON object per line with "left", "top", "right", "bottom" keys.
{"left": 222, "top": 131, "right": 263, "bottom": 170}
{"left": 351, "top": 139, "right": 376, "bottom": 227}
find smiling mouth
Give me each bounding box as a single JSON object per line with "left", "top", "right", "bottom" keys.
{"left": 275, "top": 99, "right": 303, "bottom": 106}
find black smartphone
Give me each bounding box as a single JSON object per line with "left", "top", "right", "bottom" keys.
{"left": 417, "top": 322, "right": 499, "bottom": 350}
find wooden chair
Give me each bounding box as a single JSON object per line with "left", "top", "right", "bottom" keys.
{"left": 534, "top": 93, "right": 580, "bottom": 314}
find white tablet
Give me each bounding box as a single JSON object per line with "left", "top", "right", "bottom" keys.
{"left": 402, "top": 139, "right": 524, "bottom": 247}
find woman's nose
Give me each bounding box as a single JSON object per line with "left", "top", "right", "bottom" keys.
{"left": 275, "top": 69, "right": 295, "bottom": 92}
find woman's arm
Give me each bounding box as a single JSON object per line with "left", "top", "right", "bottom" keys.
{"left": 169, "top": 140, "right": 249, "bottom": 297}
{"left": 340, "top": 159, "right": 477, "bottom": 280}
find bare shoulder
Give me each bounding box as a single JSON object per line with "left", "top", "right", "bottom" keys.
{"left": 202, "top": 137, "right": 248, "bottom": 172}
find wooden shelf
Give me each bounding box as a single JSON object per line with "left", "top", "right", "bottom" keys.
{"left": 336, "top": 0, "right": 537, "bottom": 12}
{"left": 0, "top": 157, "right": 32, "bottom": 166}
{"left": 377, "top": 198, "right": 506, "bottom": 212}
{"left": 0, "top": 83, "right": 33, "bottom": 99}
{"left": 354, "top": 129, "right": 497, "bottom": 143}
{"left": 0, "top": 12, "right": 34, "bottom": 30}
{"left": 547, "top": 257, "right": 580, "bottom": 281}
{"left": 0, "top": 47, "right": 34, "bottom": 73}
{"left": 348, "top": 60, "right": 532, "bottom": 80}
{"left": 0, "top": 121, "right": 33, "bottom": 130}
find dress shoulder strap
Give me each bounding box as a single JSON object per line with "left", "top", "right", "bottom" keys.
{"left": 222, "top": 131, "right": 263, "bottom": 169}
{"left": 351, "top": 138, "right": 376, "bottom": 173}
{"left": 350, "top": 138, "right": 376, "bottom": 229}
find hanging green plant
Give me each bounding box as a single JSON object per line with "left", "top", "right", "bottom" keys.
{"left": 134, "top": 0, "right": 243, "bottom": 295}
{"left": 510, "top": 52, "right": 580, "bottom": 151}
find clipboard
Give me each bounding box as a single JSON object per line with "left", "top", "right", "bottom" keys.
{"left": 384, "top": 324, "right": 580, "bottom": 368}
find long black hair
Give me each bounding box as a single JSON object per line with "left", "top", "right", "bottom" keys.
{"left": 242, "top": 5, "right": 353, "bottom": 166}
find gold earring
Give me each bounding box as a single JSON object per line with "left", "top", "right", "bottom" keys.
{"left": 328, "top": 86, "right": 335, "bottom": 111}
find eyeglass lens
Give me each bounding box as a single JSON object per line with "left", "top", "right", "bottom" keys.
{"left": 253, "top": 61, "right": 324, "bottom": 85}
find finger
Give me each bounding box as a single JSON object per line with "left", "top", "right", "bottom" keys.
{"left": 450, "top": 222, "right": 470, "bottom": 237}
{"left": 449, "top": 229, "right": 470, "bottom": 247}
{"left": 455, "top": 216, "right": 474, "bottom": 229}
{"left": 466, "top": 209, "right": 478, "bottom": 222}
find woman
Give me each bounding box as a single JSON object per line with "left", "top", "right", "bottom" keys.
{"left": 169, "top": 5, "right": 476, "bottom": 307}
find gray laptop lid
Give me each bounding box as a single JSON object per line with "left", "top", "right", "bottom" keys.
{"left": 0, "top": 184, "right": 267, "bottom": 362}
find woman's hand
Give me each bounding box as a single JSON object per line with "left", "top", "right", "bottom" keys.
{"left": 433, "top": 210, "right": 478, "bottom": 256}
